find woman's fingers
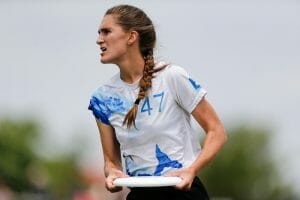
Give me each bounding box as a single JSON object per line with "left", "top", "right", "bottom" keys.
{"left": 105, "top": 170, "right": 128, "bottom": 193}
{"left": 174, "top": 178, "right": 192, "bottom": 191}
{"left": 165, "top": 168, "right": 195, "bottom": 191}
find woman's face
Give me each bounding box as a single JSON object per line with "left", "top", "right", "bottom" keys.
{"left": 96, "top": 14, "right": 130, "bottom": 64}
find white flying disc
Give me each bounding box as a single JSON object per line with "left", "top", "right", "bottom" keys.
{"left": 113, "top": 176, "right": 182, "bottom": 187}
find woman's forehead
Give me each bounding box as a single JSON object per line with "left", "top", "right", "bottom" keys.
{"left": 100, "top": 15, "right": 117, "bottom": 27}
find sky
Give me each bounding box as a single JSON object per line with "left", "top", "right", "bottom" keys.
{"left": 1, "top": 0, "right": 299, "bottom": 193}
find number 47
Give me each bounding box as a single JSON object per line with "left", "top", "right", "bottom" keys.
{"left": 141, "top": 92, "right": 164, "bottom": 116}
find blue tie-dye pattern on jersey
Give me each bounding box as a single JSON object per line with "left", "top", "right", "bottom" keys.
{"left": 123, "top": 145, "right": 182, "bottom": 176}
{"left": 88, "top": 94, "right": 131, "bottom": 125}
{"left": 154, "top": 144, "right": 183, "bottom": 176}
{"left": 188, "top": 78, "right": 201, "bottom": 90}
{"left": 88, "top": 96, "right": 110, "bottom": 125}
{"left": 123, "top": 153, "right": 135, "bottom": 176}
{"left": 123, "top": 153, "right": 151, "bottom": 176}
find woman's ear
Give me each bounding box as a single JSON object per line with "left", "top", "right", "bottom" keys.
{"left": 128, "top": 31, "right": 138, "bottom": 45}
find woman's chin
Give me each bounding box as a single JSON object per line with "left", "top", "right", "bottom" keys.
{"left": 100, "top": 56, "right": 117, "bottom": 64}
{"left": 100, "top": 58, "right": 110, "bottom": 64}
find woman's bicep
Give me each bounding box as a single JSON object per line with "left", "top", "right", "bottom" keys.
{"left": 191, "top": 98, "right": 224, "bottom": 134}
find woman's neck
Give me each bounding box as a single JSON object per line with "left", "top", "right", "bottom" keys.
{"left": 118, "top": 56, "right": 145, "bottom": 84}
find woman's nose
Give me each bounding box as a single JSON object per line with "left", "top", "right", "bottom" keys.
{"left": 96, "top": 35, "right": 104, "bottom": 45}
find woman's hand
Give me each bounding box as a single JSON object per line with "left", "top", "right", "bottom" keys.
{"left": 165, "top": 166, "right": 197, "bottom": 191}
{"left": 105, "top": 168, "right": 128, "bottom": 193}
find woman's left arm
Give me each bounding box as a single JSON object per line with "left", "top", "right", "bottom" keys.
{"left": 169, "top": 98, "right": 227, "bottom": 190}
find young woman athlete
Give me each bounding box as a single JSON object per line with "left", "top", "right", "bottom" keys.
{"left": 88, "top": 4, "right": 227, "bottom": 200}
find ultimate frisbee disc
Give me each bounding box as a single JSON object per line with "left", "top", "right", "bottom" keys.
{"left": 113, "top": 176, "right": 182, "bottom": 187}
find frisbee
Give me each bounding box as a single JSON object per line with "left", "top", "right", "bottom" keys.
{"left": 113, "top": 176, "right": 182, "bottom": 187}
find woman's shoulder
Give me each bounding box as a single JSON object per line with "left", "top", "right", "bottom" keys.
{"left": 90, "top": 73, "right": 120, "bottom": 97}
{"left": 156, "top": 61, "right": 187, "bottom": 78}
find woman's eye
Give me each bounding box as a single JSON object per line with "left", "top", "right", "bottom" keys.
{"left": 99, "top": 29, "right": 110, "bottom": 35}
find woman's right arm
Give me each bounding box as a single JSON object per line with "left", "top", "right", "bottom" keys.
{"left": 96, "top": 119, "right": 128, "bottom": 192}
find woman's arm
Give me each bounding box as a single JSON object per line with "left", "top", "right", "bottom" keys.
{"left": 189, "top": 98, "right": 227, "bottom": 174}
{"left": 168, "top": 98, "right": 227, "bottom": 190}
{"left": 96, "top": 119, "right": 128, "bottom": 192}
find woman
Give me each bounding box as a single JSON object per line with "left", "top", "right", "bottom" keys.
{"left": 88, "top": 4, "right": 226, "bottom": 200}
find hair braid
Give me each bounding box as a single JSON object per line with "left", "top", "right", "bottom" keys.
{"left": 123, "top": 52, "right": 166, "bottom": 129}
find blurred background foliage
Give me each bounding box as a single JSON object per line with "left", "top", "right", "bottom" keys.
{"left": 0, "top": 118, "right": 87, "bottom": 199}
{"left": 200, "top": 126, "right": 298, "bottom": 200}
{"left": 0, "top": 118, "right": 298, "bottom": 200}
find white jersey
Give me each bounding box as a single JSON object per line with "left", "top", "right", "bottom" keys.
{"left": 88, "top": 63, "right": 207, "bottom": 176}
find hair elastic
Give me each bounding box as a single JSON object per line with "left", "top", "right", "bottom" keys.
{"left": 134, "top": 98, "right": 140, "bottom": 105}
